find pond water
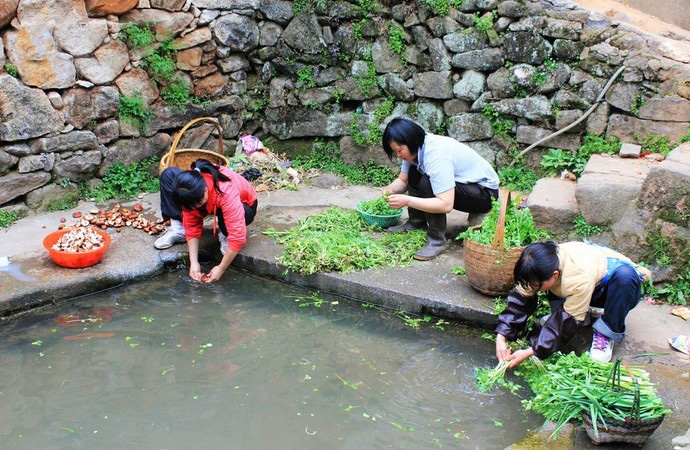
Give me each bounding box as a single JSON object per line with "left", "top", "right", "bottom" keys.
{"left": 0, "top": 270, "right": 540, "bottom": 449}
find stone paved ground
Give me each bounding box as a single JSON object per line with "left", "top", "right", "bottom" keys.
{"left": 1, "top": 184, "right": 689, "bottom": 447}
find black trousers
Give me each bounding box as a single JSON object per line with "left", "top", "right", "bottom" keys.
{"left": 407, "top": 165, "right": 498, "bottom": 213}
{"left": 159, "top": 167, "right": 258, "bottom": 235}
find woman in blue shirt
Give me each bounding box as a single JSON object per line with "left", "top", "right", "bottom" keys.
{"left": 382, "top": 117, "right": 499, "bottom": 260}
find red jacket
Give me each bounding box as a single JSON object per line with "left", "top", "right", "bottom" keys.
{"left": 181, "top": 166, "right": 257, "bottom": 253}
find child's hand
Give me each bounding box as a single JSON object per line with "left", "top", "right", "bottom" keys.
{"left": 507, "top": 348, "right": 534, "bottom": 369}
{"left": 189, "top": 263, "right": 202, "bottom": 282}
{"left": 204, "top": 265, "right": 225, "bottom": 283}
{"left": 495, "top": 334, "right": 512, "bottom": 361}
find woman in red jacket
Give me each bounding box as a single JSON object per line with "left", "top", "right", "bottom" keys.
{"left": 154, "top": 159, "right": 258, "bottom": 283}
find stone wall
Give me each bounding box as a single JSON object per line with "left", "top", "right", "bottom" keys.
{"left": 1, "top": 0, "right": 689, "bottom": 211}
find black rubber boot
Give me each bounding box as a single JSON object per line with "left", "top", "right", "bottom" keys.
{"left": 387, "top": 206, "right": 427, "bottom": 233}
{"left": 413, "top": 213, "right": 448, "bottom": 261}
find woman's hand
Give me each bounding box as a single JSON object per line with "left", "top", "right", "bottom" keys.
{"left": 506, "top": 348, "right": 534, "bottom": 369}
{"left": 495, "top": 334, "right": 512, "bottom": 362}
{"left": 386, "top": 194, "right": 410, "bottom": 209}
{"left": 189, "top": 262, "right": 202, "bottom": 282}
{"left": 204, "top": 265, "right": 226, "bottom": 283}
{"left": 382, "top": 187, "right": 393, "bottom": 197}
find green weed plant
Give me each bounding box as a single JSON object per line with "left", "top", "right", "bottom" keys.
{"left": 83, "top": 158, "right": 159, "bottom": 203}
{"left": 0, "top": 210, "right": 19, "bottom": 228}
{"left": 572, "top": 214, "right": 602, "bottom": 238}
{"left": 117, "top": 91, "right": 152, "bottom": 133}
{"left": 498, "top": 165, "right": 538, "bottom": 193}
{"left": 293, "top": 140, "right": 396, "bottom": 186}
{"left": 120, "top": 23, "right": 156, "bottom": 49}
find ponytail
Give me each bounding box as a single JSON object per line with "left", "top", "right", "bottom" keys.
{"left": 172, "top": 159, "right": 230, "bottom": 210}
{"left": 192, "top": 159, "right": 230, "bottom": 195}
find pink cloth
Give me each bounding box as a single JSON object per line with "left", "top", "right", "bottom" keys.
{"left": 182, "top": 166, "right": 257, "bottom": 252}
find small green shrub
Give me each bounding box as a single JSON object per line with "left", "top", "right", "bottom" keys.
{"left": 350, "top": 97, "right": 395, "bottom": 147}
{"left": 117, "top": 91, "right": 152, "bottom": 133}
{"left": 572, "top": 214, "right": 602, "bottom": 238}
{"left": 357, "top": 0, "right": 379, "bottom": 16}
{"left": 482, "top": 104, "right": 513, "bottom": 139}
{"left": 293, "top": 0, "right": 327, "bottom": 13}
{"left": 84, "top": 158, "right": 160, "bottom": 203}
{"left": 144, "top": 52, "right": 177, "bottom": 83}
{"left": 641, "top": 228, "right": 673, "bottom": 267}
{"left": 639, "top": 134, "right": 673, "bottom": 157}
{"left": 4, "top": 63, "right": 18, "bottom": 78}
{"left": 540, "top": 135, "right": 621, "bottom": 177}
{"left": 388, "top": 23, "right": 407, "bottom": 62}
{"left": 423, "top": 0, "right": 464, "bottom": 16}
{"left": 296, "top": 67, "right": 316, "bottom": 88}
{"left": 354, "top": 52, "right": 378, "bottom": 96}
{"left": 498, "top": 165, "right": 538, "bottom": 193}
{"left": 45, "top": 194, "right": 80, "bottom": 212}
{"left": 161, "top": 77, "right": 193, "bottom": 110}
{"left": 472, "top": 12, "right": 494, "bottom": 34}
{"left": 630, "top": 92, "right": 646, "bottom": 117}
{"left": 0, "top": 210, "right": 19, "bottom": 228}
{"left": 120, "top": 23, "right": 156, "bottom": 49}
{"left": 644, "top": 266, "right": 690, "bottom": 306}
{"left": 292, "top": 140, "right": 396, "bottom": 187}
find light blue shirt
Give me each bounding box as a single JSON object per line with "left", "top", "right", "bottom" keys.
{"left": 401, "top": 133, "right": 499, "bottom": 195}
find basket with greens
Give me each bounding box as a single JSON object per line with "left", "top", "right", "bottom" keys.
{"left": 522, "top": 353, "right": 669, "bottom": 445}
{"left": 457, "top": 190, "right": 549, "bottom": 296}
{"left": 355, "top": 196, "right": 403, "bottom": 228}
{"left": 476, "top": 353, "right": 670, "bottom": 445}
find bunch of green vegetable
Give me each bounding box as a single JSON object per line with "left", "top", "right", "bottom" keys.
{"left": 457, "top": 197, "right": 549, "bottom": 247}
{"left": 518, "top": 353, "right": 669, "bottom": 438}
{"left": 264, "top": 207, "right": 426, "bottom": 274}
{"left": 359, "top": 197, "right": 401, "bottom": 216}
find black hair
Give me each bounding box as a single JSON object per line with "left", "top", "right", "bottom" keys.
{"left": 514, "top": 241, "right": 560, "bottom": 290}
{"left": 172, "top": 159, "right": 231, "bottom": 211}
{"left": 382, "top": 117, "right": 426, "bottom": 159}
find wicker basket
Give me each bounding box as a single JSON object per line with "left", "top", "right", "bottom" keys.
{"left": 158, "top": 117, "right": 230, "bottom": 174}
{"left": 581, "top": 360, "right": 664, "bottom": 447}
{"left": 463, "top": 189, "right": 525, "bottom": 296}
{"left": 355, "top": 201, "right": 403, "bottom": 228}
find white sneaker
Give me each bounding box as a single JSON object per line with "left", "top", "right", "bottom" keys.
{"left": 589, "top": 330, "right": 614, "bottom": 362}
{"left": 218, "top": 231, "right": 227, "bottom": 256}
{"left": 154, "top": 227, "right": 186, "bottom": 249}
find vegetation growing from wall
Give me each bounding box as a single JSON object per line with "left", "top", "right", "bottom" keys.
{"left": 292, "top": 140, "right": 396, "bottom": 186}
{"left": 4, "top": 63, "right": 18, "bottom": 78}
{"left": 117, "top": 91, "right": 153, "bottom": 133}
{"left": 388, "top": 23, "right": 407, "bottom": 62}
{"left": 572, "top": 214, "right": 602, "bottom": 238}
{"left": 423, "top": 0, "right": 465, "bottom": 16}
{"left": 82, "top": 158, "right": 160, "bottom": 203}
{"left": 540, "top": 135, "right": 621, "bottom": 177}
{"left": 120, "top": 23, "right": 156, "bottom": 49}
{"left": 354, "top": 51, "right": 379, "bottom": 96}
{"left": 350, "top": 96, "right": 395, "bottom": 147}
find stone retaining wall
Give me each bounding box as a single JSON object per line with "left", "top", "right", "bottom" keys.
{"left": 0, "top": 0, "right": 689, "bottom": 212}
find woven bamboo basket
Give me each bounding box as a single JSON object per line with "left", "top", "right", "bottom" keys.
{"left": 581, "top": 360, "right": 664, "bottom": 446}
{"left": 463, "top": 189, "right": 525, "bottom": 296}
{"left": 158, "top": 117, "right": 230, "bottom": 174}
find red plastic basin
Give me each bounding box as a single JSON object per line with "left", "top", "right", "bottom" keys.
{"left": 43, "top": 229, "right": 111, "bottom": 269}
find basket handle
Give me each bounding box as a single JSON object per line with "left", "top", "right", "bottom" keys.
{"left": 167, "top": 117, "right": 224, "bottom": 169}
{"left": 491, "top": 189, "right": 512, "bottom": 251}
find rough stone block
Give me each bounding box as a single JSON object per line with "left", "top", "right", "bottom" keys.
{"left": 339, "top": 136, "right": 389, "bottom": 166}
{"left": 25, "top": 182, "right": 79, "bottom": 210}
{"left": 606, "top": 114, "right": 689, "bottom": 145}
{"left": 18, "top": 153, "right": 56, "bottom": 173}
{"left": 516, "top": 125, "right": 580, "bottom": 151}
{"left": 0, "top": 171, "right": 51, "bottom": 205}
{"left": 619, "top": 142, "right": 641, "bottom": 158}
{"left": 576, "top": 155, "right": 655, "bottom": 226}
{"left": 638, "top": 142, "right": 690, "bottom": 220}
{"left": 526, "top": 178, "right": 579, "bottom": 232}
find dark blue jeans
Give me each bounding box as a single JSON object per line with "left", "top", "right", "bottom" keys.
{"left": 159, "top": 167, "right": 258, "bottom": 234}
{"left": 590, "top": 264, "right": 642, "bottom": 342}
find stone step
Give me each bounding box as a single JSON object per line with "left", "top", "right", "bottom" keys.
{"left": 526, "top": 177, "right": 579, "bottom": 232}
{"left": 575, "top": 154, "right": 657, "bottom": 226}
